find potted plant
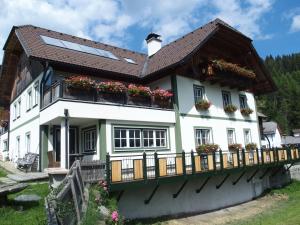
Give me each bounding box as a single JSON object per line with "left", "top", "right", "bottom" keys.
{"left": 228, "top": 143, "right": 242, "bottom": 152}
{"left": 96, "top": 81, "right": 127, "bottom": 104}
{"left": 196, "top": 144, "right": 219, "bottom": 155}
{"left": 245, "top": 143, "right": 257, "bottom": 151}
{"left": 127, "top": 84, "right": 152, "bottom": 106}
{"left": 195, "top": 99, "right": 211, "bottom": 111}
{"left": 224, "top": 104, "right": 237, "bottom": 113}
{"left": 152, "top": 88, "right": 173, "bottom": 108}
{"left": 240, "top": 108, "right": 253, "bottom": 116}
{"left": 65, "top": 75, "right": 96, "bottom": 101}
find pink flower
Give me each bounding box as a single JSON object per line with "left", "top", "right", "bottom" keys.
{"left": 111, "top": 211, "right": 119, "bottom": 222}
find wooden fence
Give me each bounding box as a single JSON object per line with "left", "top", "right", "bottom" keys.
{"left": 45, "top": 160, "right": 106, "bottom": 225}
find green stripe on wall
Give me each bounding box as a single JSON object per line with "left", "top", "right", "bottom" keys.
{"left": 99, "top": 119, "right": 107, "bottom": 160}
{"left": 180, "top": 113, "right": 257, "bottom": 123}
{"left": 171, "top": 75, "right": 183, "bottom": 153}
{"left": 41, "top": 125, "right": 48, "bottom": 170}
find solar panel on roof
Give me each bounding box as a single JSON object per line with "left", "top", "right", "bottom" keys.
{"left": 40, "top": 35, "right": 119, "bottom": 60}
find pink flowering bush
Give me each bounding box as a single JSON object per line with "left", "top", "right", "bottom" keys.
{"left": 65, "top": 75, "right": 95, "bottom": 90}
{"left": 152, "top": 88, "right": 173, "bottom": 101}
{"left": 96, "top": 81, "right": 127, "bottom": 94}
{"left": 128, "top": 84, "right": 152, "bottom": 97}
{"left": 111, "top": 211, "right": 119, "bottom": 222}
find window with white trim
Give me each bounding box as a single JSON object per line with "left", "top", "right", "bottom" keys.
{"left": 227, "top": 129, "right": 236, "bottom": 145}
{"left": 114, "top": 127, "right": 167, "bottom": 150}
{"left": 222, "top": 91, "right": 231, "bottom": 107}
{"left": 33, "top": 81, "right": 39, "bottom": 106}
{"left": 195, "top": 128, "right": 212, "bottom": 146}
{"left": 194, "top": 85, "right": 205, "bottom": 103}
{"left": 244, "top": 129, "right": 252, "bottom": 145}
{"left": 25, "top": 132, "right": 31, "bottom": 153}
{"left": 239, "top": 94, "right": 248, "bottom": 109}
{"left": 27, "top": 88, "right": 32, "bottom": 110}
{"left": 82, "top": 127, "right": 97, "bottom": 153}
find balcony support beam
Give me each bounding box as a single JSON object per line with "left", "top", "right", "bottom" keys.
{"left": 144, "top": 184, "right": 159, "bottom": 205}
{"left": 232, "top": 171, "right": 246, "bottom": 185}
{"left": 247, "top": 169, "right": 259, "bottom": 182}
{"left": 216, "top": 174, "right": 230, "bottom": 189}
{"left": 173, "top": 180, "right": 188, "bottom": 198}
{"left": 196, "top": 177, "right": 211, "bottom": 194}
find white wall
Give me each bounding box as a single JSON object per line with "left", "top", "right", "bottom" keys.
{"left": 261, "top": 129, "right": 282, "bottom": 148}
{"left": 0, "top": 132, "right": 8, "bottom": 161}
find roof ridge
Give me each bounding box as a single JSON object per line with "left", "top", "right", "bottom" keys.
{"left": 16, "top": 24, "right": 147, "bottom": 57}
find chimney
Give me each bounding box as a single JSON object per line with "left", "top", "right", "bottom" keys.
{"left": 145, "top": 33, "right": 162, "bottom": 57}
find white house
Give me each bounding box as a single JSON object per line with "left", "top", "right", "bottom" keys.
{"left": 0, "top": 19, "right": 286, "bottom": 219}
{"left": 261, "top": 121, "right": 282, "bottom": 148}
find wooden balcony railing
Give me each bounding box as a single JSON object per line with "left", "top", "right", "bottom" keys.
{"left": 42, "top": 80, "right": 173, "bottom": 110}
{"left": 106, "top": 148, "right": 300, "bottom": 189}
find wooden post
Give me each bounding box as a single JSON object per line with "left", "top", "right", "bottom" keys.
{"left": 219, "top": 150, "right": 223, "bottom": 170}
{"left": 256, "top": 148, "right": 260, "bottom": 165}
{"left": 237, "top": 150, "right": 240, "bottom": 167}
{"left": 261, "top": 149, "right": 264, "bottom": 164}
{"left": 242, "top": 149, "right": 246, "bottom": 167}
{"left": 143, "top": 152, "right": 147, "bottom": 182}
{"left": 276, "top": 148, "right": 279, "bottom": 163}
{"left": 182, "top": 151, "right": 186, "bottom": 175}
{"left": 191, "top": 150, "right": 195, "bottom": 174}
{"left": 106, "top": 153, "right": 111, "bottom": 188}
{"left": 154, "top": 152, "right": 159, "bottom": 179}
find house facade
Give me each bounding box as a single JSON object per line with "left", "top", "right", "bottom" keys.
{"left": 261, "top": 121, "right": 282, "bottom": 148}
{"left": 0, "top": 19, "right": 288, "bottom": 219}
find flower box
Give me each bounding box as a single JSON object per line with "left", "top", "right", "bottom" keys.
{"left": 65, "top": 75, "right": 95, "bottom": 90}
{"left": 128, "top": 95, "right": 151, "bottom": 107}
{"left": 96, "top": 81, "right": 127, "bottom": 104}
{"left": 196, "top": 144, "right": 219, "bottom": 154}
{"left": 97, "top": 92, "right": 126, "bottom": 104}
{"left": 195, "top": 100, "right": 211, "bottom": 111}
{"left": 128, "top": 84, "right": 152, "bottom": 97}
{"left": 241, "top": 108, "right": 253, "bottom": 116}
{"left": 64, "top": 87, "right": 95, "bottom": 101}
{"left": 224, "top": 104, "right": 237, "bottom": 113}
{"left": 152, "top": 88, "right": 173, "bottom": 108}
{"left": 245, "top": 143, "right": 257, "bottom": 151}
{"left": 228, "top": 143, "right": 242, "bottom": 152}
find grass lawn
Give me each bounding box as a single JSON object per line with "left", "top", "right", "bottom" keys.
{"left": 230, "top": 180, "right": 300, "bottom": 225}
{"left": 0, "top": 167, "right": 8, "bottom": 177}
{"left": 0, "top": 182, "right": 49, "bottom": 225}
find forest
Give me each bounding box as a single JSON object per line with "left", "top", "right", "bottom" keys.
{"left": 257, "top": 53, "right": 300, "bottom": 135}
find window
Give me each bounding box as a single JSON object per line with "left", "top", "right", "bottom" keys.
{"left": 227, "top": 129, "right": 236, "bottom": 145}
{"left": 3, "top": 140, "right": 8, "bottom": 152}
{"left": 16, "top": 136, "right": 20, "bottom": 158}
{"left": 13, "top": 103, "right": 17, "bottom": 120}
{"left": 239, "top": 95, "right": 248, "bottom": 109}
{"left": 33, "top": 81, "right": 39, "bottom": 106}
{"left": 83, "top": 128, "right": 97, "bottom": 153}
{"left": 27, "top": 88, "right": 32, "bottom": 110}
{"left": 244, "top": 129, "right": 252, "bottom": 145}
{"left": 17, "top": 99, "right": 21, "bottom": 118}
{"left": 195, "top": 128, "right": 212, "bottom": 146}
{"left": 222, "top": 91, "right": 231, "bottom": 107}
{"left": 113, "top": 127, "right": 167, "bottom": 150}
{"left": 194, "top": 85, "right": 205, "bottom": 103}
{"left": 25, "top": 132, "right": 31, "bottom": 153}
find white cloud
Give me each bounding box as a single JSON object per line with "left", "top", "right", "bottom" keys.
{"left": 0, "top": 0, "right": 274, "bottom": 62}
{"left": 290, "top": 15, "right": 300, "bottom": 32}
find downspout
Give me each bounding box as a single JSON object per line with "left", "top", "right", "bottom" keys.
{"left": 64, "top": 109, "right": 69, "bottom": 168}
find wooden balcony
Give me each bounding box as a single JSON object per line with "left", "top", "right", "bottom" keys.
{"left": 106, "top": 148, "right": 300, "bottom": 191}
{"left": 42, "top": 81, "right": 173, "bottom": 110}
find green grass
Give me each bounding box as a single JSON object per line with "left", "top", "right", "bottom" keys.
{"left": 0, "top": 167, "right": 8, "bottom": 177}
{"left": 0, "top": 182, "right": 49, "bottom": 225}
{"left": 230, "top": 180, "right": 300, "bottom": 225}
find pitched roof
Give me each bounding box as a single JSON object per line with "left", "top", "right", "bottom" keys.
{"left": 282, "top": 136, "right": 300, "bottom": 145}
{"left": 263, "top": 121, "right": 278, "bottom": 134}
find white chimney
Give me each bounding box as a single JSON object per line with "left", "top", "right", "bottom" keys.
{"left": 145, "top": 33, "right": 162, "bottom": 57}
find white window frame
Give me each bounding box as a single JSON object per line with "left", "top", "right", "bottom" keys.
{"left": 239, "top": 94, "right": 248, "bottom": 109}
{"left": 193, "top": 85, "right": 205, "bottom": 103}
{"left": 25, "top": 132, "right": 31, "bottom": 153}
{"left": 82, "top": 127, "right": 97, "bottom": 153}
{"left": 33, "top": 81, "right": 39, "bottom": 106}
{"left": 27, "top": 88, "right": 32, "bottom": 111}
{"left": 227, "top": 128, "right": 236, "bottom": 145}
{"left": 195, "top": 128, "right": 213, "bottom": 146}
{"left": 244, "top": 129, "right": 252, "bottom": 145}
{"left": 222, "top": 91, "right": 232, "bottom": 107}
{"left": 113, "top": 126, "right": 168, "bottom": 151}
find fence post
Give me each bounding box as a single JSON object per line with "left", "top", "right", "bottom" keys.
{"left": 242, "top": 148, "right": 246, "bottom": 166}
{"left": 106, "top": 153, "right": 111, "bottom": 188}
{"left": 276, "top": 147, "right": 279, "bottom": 163}
{"left": 143, "top": 152, "right": 147, "bottom": 182}
{"left": 261, "top": 148, "right": 264, "bottom": 164}
{"left": 256, "top": 148, "right": 260, "bottom": 165}
{"left": 154, "top": 152, "right": 159, "bottom": 179}
{"left": 237, "top": 150, "right": 240, "bottom": 168}
{"left": 219, "top": 150, "right": 223, "bottom": 170}
{"left": 191, "top": 150, "right": 195, "bottom": 174}
{"left": 287, "top": 147, "right": 291, "bottom": 161}
{"left": 182, "top": 151, "right": 186, "bottom": 175}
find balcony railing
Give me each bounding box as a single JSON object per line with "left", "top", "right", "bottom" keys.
{"left": 106, "top": 148, "right": 300, "bottom": 189}
{"left": 42, "top": 80, "right": 173, "bottom": 110}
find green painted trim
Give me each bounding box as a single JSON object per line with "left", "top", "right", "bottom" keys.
{"left": 41, "top": 125, "right": 49, "bottom": 170}
{"left": 99, "top": 120, "right": 107, "bottom": 160}
{"left": 171, "top": 75, "right": 182, "bottom": 153}
{"left": 10, "top": 115, "right": 40, "bottom": 132}
{"left": 180, "top": 113, "right": 257, "bottom": 123}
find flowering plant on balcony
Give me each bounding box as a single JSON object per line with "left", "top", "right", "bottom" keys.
{"left": 152, "top": 88, "right": 173, "bottom": 101}
{"left": 240, "top": 108, "right": 253, "bottom": 116}
{"left": 196, "top": 144, "right": 219, "bottom": 154}
{"left": 224, "top": 104, "right": 237, "bottom": 113}
{"left": 228, "top": 143, "right": 242, "bottom": 152}
{"left": 245, "top": 143, "right": 257, "bottom": 151}
{"left": 195, "top": 99, "right": 211, "bottom": 111}
{"left": 65, "top": 75, "right": 95, "bottom": 90}
{"left": 128, "top": 84, "right": 151, "bottom": 97}
{"left": 96, "top": 81, "right": 127, "bottom": 94}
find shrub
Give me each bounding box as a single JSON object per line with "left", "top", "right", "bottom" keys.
{"left": 152, "top": 88, "right": 173, "bottom": 101}
{"left": 195, "top": 99, "right": 211, "bottom": 111}
{"left": 196, "top": 144, "right": 219, "bottom": 154}
{"left": 228, "top": 143, "right": 242, "bottom": 151}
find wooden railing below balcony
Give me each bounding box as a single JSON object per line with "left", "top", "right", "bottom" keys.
{"left": 42, "top": 80, "right": 174, "bottom": 110}
{"left": 106, "top": 148, "right": 300, "bottom": 191}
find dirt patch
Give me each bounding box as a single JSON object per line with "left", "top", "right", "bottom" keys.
{"left": 163, "top": 194, "right": 288, "bottom": 225}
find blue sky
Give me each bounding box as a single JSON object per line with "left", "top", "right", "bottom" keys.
{"left": 0, "top": 0, "right": 299, "bottom": 61}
